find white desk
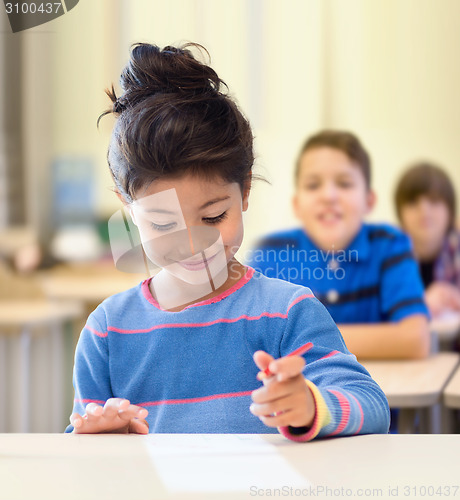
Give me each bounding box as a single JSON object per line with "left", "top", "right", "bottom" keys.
{"left": 362, "top": 352, "right": 459, "bottom": 433}
{"left": 0, "top": 433, "right": 459, "bottom": 500}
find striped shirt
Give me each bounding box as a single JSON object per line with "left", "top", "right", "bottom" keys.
{"left": 435, "top": 230, "right": 460, "bottom": 288}
{"left": 246, "top": 223, "right": 429, "bottom": 323}
{"left": 66, "top": 268, "right": 389, "bottom": 440}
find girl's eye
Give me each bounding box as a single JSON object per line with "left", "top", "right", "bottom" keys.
{"left": 151, "top": 222, "right": 177, "bottom": 231}
{"left": 203, "top": 211, "right": 228, "bottom": 224}
{"left": 338, "top": 182, "right": 353, "bottom": 188}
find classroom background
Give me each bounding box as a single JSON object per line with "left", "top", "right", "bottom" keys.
{"left": 1, "top": 0, "right": 460, "bottom": 432}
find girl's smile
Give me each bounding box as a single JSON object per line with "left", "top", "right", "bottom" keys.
{"left": 129, "top": 172, "right": 250, "bottom": 310}
{"left": 176, "top": 250, "right": 220, "bottom": 271}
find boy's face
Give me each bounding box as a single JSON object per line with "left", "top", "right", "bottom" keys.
{"left": 293, "top": 146, "right": 375, "bottom": 251}
{"left": 400, "top": 195, "right": 450, "bottom": 248}
{"left": 129, "top": 173, "right": 249, "bottom": 285}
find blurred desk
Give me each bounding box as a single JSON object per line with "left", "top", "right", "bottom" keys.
{"left": 1, "top": 433, "right": 459, "bottom": 500}
{"left": 0, "top": 300, "right": 83, "bottom": 432}
{"left": 362, "top": 353, "right": 459, "bottom": 433}
{"left": 0, "top": 301, "right": 81, "bottom": 327}
{"left": 38, "top": 263, "right": 146, "bottom": 312}
{"left": 444, "top": 365, "right": 460, "bottom": 408}
{"left": 0, "top": 226, "right": 37, "bottom": 257}
{"left": 430, "top": 311, "right": 460, "bottom": 350}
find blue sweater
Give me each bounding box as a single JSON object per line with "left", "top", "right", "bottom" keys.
{"left": 67, "top": 267, "right": 389, "bottom": 440}
{"left": 246, "top": 224, "right": 429, "bottom": 324}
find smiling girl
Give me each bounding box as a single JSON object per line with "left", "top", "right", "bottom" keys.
{"left": 66, "top": 44, "right": 389, "bottom": 439}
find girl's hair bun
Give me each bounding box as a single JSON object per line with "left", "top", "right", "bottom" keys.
{"left": 103, "top": 41, "right": 256, "bottom": 203}
{"left": 103, "top": 43, "right": 225, "bottom": 117}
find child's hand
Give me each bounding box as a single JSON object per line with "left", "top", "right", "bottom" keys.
{"left": 250, "top": 351, "right": 315, "bottom": 429}
{"left": 70, "top": 398, "right": 149, "bottom": 434}
{"left": 425, "top": 282, "right": 460, "bottom": 316}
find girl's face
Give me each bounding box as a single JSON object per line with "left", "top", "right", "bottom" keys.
{"left": 400, "top": 195, "right": 450, "bottom": 248}
{"left": 293, "top": 147, "right": 375, "bottom": 251}
{"left": 129, "top": 173, "right": 249, "bottom": 285}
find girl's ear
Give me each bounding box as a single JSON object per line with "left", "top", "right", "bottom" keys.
{"left": 126, "top": 206, "right": 138, "bottom": 226}
{"left": 115, "top": 190, "right": 128, "bottom": 205}
{"left": 242, "top": 177, "right": 251, "bottom": 212}
{"left": 115, "top": 190, "right": 138, "bottom": 226}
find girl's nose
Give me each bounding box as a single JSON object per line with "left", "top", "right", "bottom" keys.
{"left": 173, "top": 227, "right": 195, "bottom": 257}
{"left": 168, "top": 226, "right": 220, "bottom": 259}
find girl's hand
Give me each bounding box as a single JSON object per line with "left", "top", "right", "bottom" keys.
{"left": 250, "top": 351, "right": 315, "bottom": 429}
{"left": 425, "top": 281, "right": 460, "bottom": 317}
{"left": 70, "top": 398, "right": 149, "bottom": 434}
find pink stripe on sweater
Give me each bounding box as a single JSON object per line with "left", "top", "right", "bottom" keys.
{"left": 85, "top": 325, "right": 107, "bottom": 338}
{"left": 328, "top": 389, "right": 351, "bottom": 436}
{"left": 319, "top": 350, "right": 340, "bottom": 361}
{"left": 286, "top": 293, "right": 315, "bottom": 312}
{"left": 349, "top": 393, "right": 364, "bottom": 434}
{"left": 86, "top": 272, "right": 316, "bottom": 336}
{"left": 137, "top": 390, "right": 253, "bottom": 407}
{"left": 106, "top": 291, "right": 315, "bottom": 335}
{"left": 107, "top": 312, "right": 287, "bottom": 334}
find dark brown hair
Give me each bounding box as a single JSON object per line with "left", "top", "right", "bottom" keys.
{"left": 99, "top": 43, "right": 255, "bottom": 202}
{"left": 294, "top": 130, "right": 371, "bottom": 189}
{"left": 395, "top": 162, "right": 457, "bottom": 231}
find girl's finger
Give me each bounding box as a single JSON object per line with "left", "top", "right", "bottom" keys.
{"left": 256, "top": 409, "right": 294, "bottom": 428}
{"left": 85, "top": 403, "right": 103, "bottom": 422}
{"left": 250, "top": 397, "right": 290, "bottom": 417}
{"left": 251, "top": 377, "right": 290, "bottom": 403}
{"left": 128, "top": 418, "right": 150, "bottom": 434}
{"left": 102, "top": 398, "right": 130, "bottom": 418}
{"left": 253, "top": 350, "right": 274, "bottom": 372}
{"left": 266, "top": 355, "right": 306, "bottom": 381}
{"left": 118, "top": 405, "right": 148, "bottom": 421}
{"left": 70, "top": 412, "right": 84, "bottom": 429}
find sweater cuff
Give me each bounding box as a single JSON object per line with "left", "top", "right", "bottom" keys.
{"left": 278, "top": 379, "right": 331, "bottom": 442}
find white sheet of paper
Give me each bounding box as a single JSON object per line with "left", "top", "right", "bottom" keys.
{"left": 144, "top": 434, "right": 312, "bottom": 493}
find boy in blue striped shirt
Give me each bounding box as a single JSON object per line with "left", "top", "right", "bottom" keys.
{"left": 247, "top": 130, "right": 430, "bottom": 360}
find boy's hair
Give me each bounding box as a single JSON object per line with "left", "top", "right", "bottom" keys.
{"left": 99, "top": 43, "right": 255, "bottom": 202}
{"left": 294, "top": 130, "right": 371, "bottom": 189}
{"left": 395, "top": 162, "right": 457, "bottom": 231}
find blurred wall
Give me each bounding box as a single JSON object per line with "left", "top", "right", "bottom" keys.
{"left": 322, "top": 0, "right": 460, "bottom": 230}
{"left": 9, "top": 0, "right": 460, "bottom": 257}
{"left": 0, "top": 10, "right": 25, "bottom": 227}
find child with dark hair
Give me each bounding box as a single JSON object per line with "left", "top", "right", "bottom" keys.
{"left": 395, "top": 162, "right": 460, "bottom": 317}
{"left": 66, "top": 44, "right": 389, "bottom": 440}
{"left": 248, "top": 130, "right": 430, "bottom": 360}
